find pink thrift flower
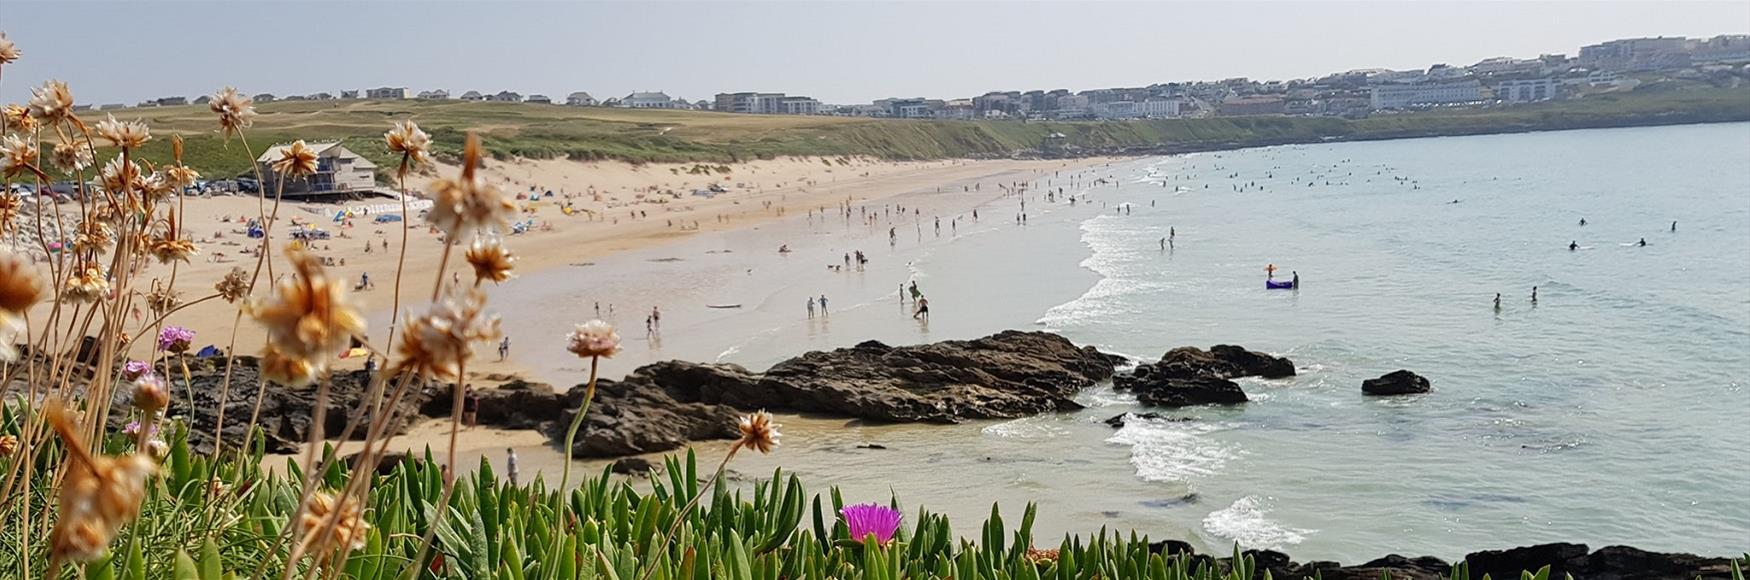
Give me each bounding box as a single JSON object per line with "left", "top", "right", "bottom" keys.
{"left": 157, "top": 325, "right": 195, "bottom": 353}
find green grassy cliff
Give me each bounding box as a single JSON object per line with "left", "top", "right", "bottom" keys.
{"left": 79, "top": 83, "right": 1750, "bottom": 181}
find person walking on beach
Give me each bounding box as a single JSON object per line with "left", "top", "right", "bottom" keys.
{"left": 498, "top": 336, "right": 510, "bottom": 361}
{"left": 807, "top": 296, "right": 816, "bottom": 319}
{"left": 818, "top": 294, "right": 829, "bottom": 315}
{"left": 506, "top": 448, "right": 520, "bottom": 486}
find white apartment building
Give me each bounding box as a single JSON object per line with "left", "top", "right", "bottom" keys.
{"left": 1495, "top": 78, "right": 1559, "bottom": 103}
{"left": 1369, "top": 80, "right": 1483, "bottom": 109}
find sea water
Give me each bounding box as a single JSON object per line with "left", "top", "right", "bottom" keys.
{"left": 496, "top": 123, "right": 1750, "bottom": 562}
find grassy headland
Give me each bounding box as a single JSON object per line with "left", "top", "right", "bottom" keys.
{"left": 90, "top": 83, "right": 1750, "bottom": 181}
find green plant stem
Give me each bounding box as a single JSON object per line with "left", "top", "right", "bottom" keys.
{"left": 558, "top": 355, "right": 599, "bottom": 492}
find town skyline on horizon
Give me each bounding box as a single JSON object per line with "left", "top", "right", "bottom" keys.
{"left": 3, "top": 1, "right": 1748, "bottom": 107}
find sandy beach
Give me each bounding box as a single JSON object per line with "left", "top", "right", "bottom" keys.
{"left": 24, "top": 154, "right": 1114, "bottom": 381}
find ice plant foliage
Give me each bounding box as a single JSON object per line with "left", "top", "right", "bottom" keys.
{"left": 840, "top": 503, "right": 903, "bottom": 546}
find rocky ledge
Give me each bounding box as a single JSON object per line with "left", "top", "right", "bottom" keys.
{"left": 143, "top": 331, "right": 1121, "bottom": 458}
{"left": 1155, "top": 541, "right": 1740, "bottom": 580}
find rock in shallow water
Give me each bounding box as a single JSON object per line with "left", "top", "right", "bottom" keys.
{"left": 1361, "top": 370, "right": 1431, "bottom": 396}
{"left": 1115, "top": 345, "right": 1293, "bottom": 408}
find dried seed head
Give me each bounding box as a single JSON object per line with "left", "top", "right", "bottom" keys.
{"left": 297, "top": 491, "right": 370, "bottom": 565}
{"left": 1, "top": 133, "right": 38, "bottom": 179}
{"left": 72, "top": 220, "right": 113, "bottom": 254}
{"left": 426, "top": 133, "right": 513, "bottom": 238}
{"left": 2, "top": 104, "right": 35, "bottom": 134}
{"left": 98, "top": 155, "right": 142, "bottom": 195}
{"left": 260, "top": 343, "right": 318, "bottom": 387}
{"left": 46, "top": 403, "right": 158, "bottom": 564}
{"left": 390, "top": 288, "right": 500, "bottom": 382}
{"left": 384, "top": 120, "right": 431, "bottom": 175}
{"left": 62, "top": 262, "right": 109, "bottom": 303}
{"left": 273, "top": 140, "right": 319, "bottom": 177}
{"left": 132, "top": 376, "right": 170, "bottom": 412}
{"left": 565, "top": 320, "right": 621, "bottom": 359}
{"left": 28, "top": 80, "right": 74, "bottom": 125}
{"left": 145, "top": 283, "right": 181, "bottom": 314}
{"left": 252, "top": 246, "right": 364, "bottom": 360}
{"left": 0, "top": 249, "right": 45, "bottom": 313}
{"left": 51, "top": 138, "right": 93, "bottom": 174}
{"left": 163, "top": 164, "right": 199, "bottom": 189}
{"left": 149, "top": 236, "right": 199, "bottom": 264}
{"left": 0, "top": 434, "right": 17, "bottom": 456}
{"left": 95, "top": 114, "right": 150, "bottom": 149}
{"left": 464, "top": 237, "right": 515, "bottom": 284}
{"left": 0, "top": 32, "right": 18, "bottom": 64}
{"left": 209, "top": 87, "right": 256, "bottom": 137}
{"left": 734, "top": 411, "right": 781, "bottom": 455}
{"left": 214, "top": 267, "right": 249, "bottom": 303}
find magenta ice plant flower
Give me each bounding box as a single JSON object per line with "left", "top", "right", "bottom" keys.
{"left": 157, "top": 325, "right": 195, "bottom": 353}
{"left": 840, "top": 503, "right": 902, "bottom": 545}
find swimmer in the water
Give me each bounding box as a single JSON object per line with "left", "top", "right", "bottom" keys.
{"left": 1637, "top": 237, "right": 1647, "bottom": 247}
{"left": 1569, "top": 241, "right": 1578, "bottom": 251}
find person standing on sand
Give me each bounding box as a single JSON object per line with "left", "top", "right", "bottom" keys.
{"left": 807, "top": 296, "right": 816, "bottom": 319}
{"left": 498, "top": 336, "right": 510, "bottom": 361}
{"left": 506, "top": 448, "right": 520, "bottom": 486}
{"left": 819, "top": 294, "right": 829, "bottom": 315}
{"left": 462, "top": 386, "right": 479, "bottom": 427}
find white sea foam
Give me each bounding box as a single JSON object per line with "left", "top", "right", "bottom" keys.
{"left": 982, "top": 417, "right": 1069, "bottom": 439}
{"left": 1106, "top": 418, "right": 1240, "bottom": 483}
{"left": 1202, "top": 496, "right": 1314, "bottom": 550}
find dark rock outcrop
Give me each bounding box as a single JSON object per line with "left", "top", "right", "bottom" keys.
{"left": 1169, "top": 542, "right": 1735, "bottom": 580}
{"left": 609, "top": 457, "right": 659, "bottom": 476}
{"left": 550, "top": 370, "right": 741, "bottom": 458}
{"left": 1103, "top": 412, "right": 1194, "bottom": 428}
{"left": 1114, "top": 345, "right": 1293, "bottom": 408}
{"left": 1362, "top": 370, "right": 1430, "bottom": 396}
{"left": 660, "top": 330, "right": 1119, "bottom": 423}
{"left": 140, "top": 356, "right": 440, "bottom": 455}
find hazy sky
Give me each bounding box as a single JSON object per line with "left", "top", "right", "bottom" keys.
{"left": 3, "top": 1, "right": 1747, "bottom": 106}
